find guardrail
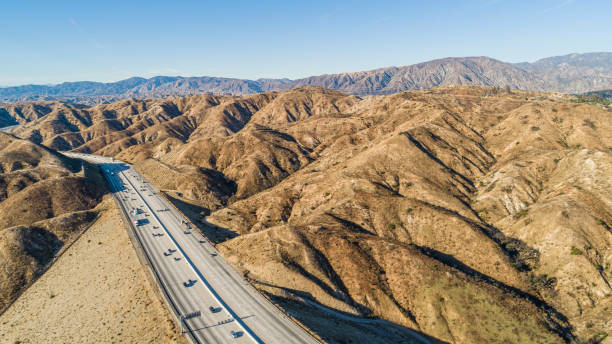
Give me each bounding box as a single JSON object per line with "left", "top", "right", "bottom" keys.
{"left": 241, "top": 276, "right": 325, "bottom": 343}
{"left": 79, "top": 156, "right": 323, "bottom": 344}
{"left": 120, "top": 167, "right": 265, "bottom": 344}
{"left": 157, "top": 189, "right": 324, "bottom": 344}
{"left": 103, "top": 167, "right": 198, "bottom": 344}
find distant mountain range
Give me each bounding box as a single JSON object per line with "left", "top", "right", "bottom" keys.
{"left": 1, "top": 52, "right": 611, "bottom": 104}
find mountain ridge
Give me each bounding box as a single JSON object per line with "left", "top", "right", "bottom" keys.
{"left": 1, "top": 85, "right": 611, "bottom": 342}
{"left": 2, "top": 53, "right": 612, "bottom": 105}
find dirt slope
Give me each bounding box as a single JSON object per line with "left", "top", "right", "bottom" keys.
{"left": 0, "top": 196, "right": 182, "bottom": 344}
{"left": 3, "top": 86, "right": 611, "bottom": 343}
{"left": 0, "top": 132, "right": 106, "bottom": 313}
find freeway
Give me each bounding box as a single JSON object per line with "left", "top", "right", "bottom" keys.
{"left": 66, "top": 153, "right": 320, "bottom": 344}
{"left": 0, "top": 124, "right": 19, "bottom": 133}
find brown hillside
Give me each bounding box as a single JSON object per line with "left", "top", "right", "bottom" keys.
{"left": 3, "top": 86, "right": 612, "bottom": 343}
{"left": 0, "top": 133, "right": 106, "bottom": 313}
{"left": 0, "top": 196, "right": 182, "bottom": 344}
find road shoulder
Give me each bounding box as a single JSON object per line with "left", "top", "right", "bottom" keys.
{"left": 0, "top": 195, "right": 185, "bottom": 344}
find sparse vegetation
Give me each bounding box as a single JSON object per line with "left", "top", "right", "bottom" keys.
{"left": 570, "top": 246, "right": 583, "bottom": 255}
{"left": 501, "top": 185, "right": 513, "bottom": 193}
{"left": 573, "top": 94, "right": 611, "bottom": 106}
{"left": 583, "top": 119, "right": 597, "bottom": 130}
{"left": 3, "top": 85, "right": 611, "bottom": 344}
{"left": 0, "top": 134, "right": 105, "bottom": 315}
{"left": 528, "top": 273, "right": 556, "bottom": 290}
{"left": 514, "top": 209, "right": 529, "bottom": 219}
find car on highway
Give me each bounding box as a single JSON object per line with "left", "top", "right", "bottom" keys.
{"left": 183, "top": 279, "right": 197, "bottom": 287}
{"left": 210, "top": 253, "right": 217, "bottom": 257}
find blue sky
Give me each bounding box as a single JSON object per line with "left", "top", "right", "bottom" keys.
{"left": 0, "top": 0, "right": 609, "bottom": 86}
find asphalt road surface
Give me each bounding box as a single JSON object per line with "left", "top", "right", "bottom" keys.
{"left": 66, "top": 153, "right": 320, "bottom": 344}
{"left": 0, "top": 124, "right": 19, "bottom": 132}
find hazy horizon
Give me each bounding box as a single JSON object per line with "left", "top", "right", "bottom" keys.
{"left": 1, "top": 0, "right": 611, "bottom": 86}
{"left": 2, "top": 51, "right": 611, "bottom": 88}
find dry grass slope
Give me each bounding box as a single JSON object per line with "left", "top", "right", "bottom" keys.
{"left": 0, "top": 196, "right": 182, "bottom": 344}
{"left": 2, "top": 85, "right": 611, "bottom": 343}
{"left": 0, "top": 133, "right": 106, "bottom": 314}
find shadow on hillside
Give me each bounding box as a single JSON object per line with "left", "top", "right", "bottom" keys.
{"left": 163, "top": 193, "right": 238, "bottom": 244}
{"left": 99, "top": 162, "right": 130, "bottom": 193}
{"left": 249, "top": 278, "right": 447, "bottom": 344}
{"left": 412, "top": 244, "right": 574, "bottom": 342}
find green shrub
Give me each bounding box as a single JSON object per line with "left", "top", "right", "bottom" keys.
{"left": 531, "top": 126, "right": 541, "bottom": 131}
{"left": 570, "top": 246, "right": 583, "bottom": 255}
{"left": 583, "top": 119, "right": 597, "bottom": 130}
{"left": 514, "top": 209, "right": 529, "bottom": 219}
